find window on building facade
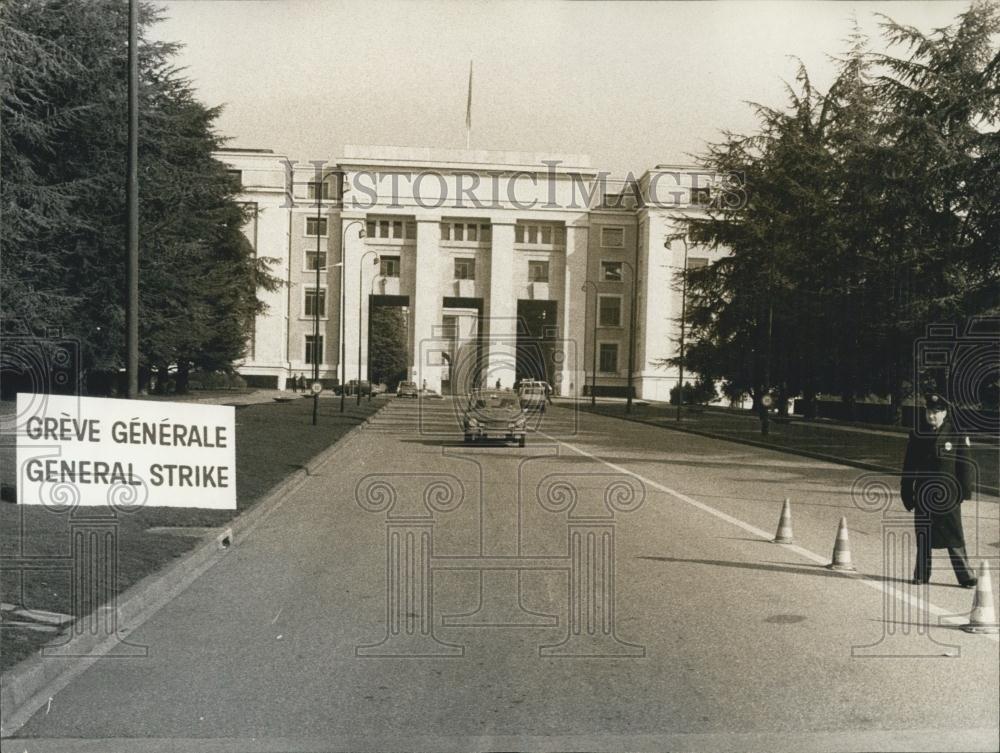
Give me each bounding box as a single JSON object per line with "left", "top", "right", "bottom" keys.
{"left": 226, "top": 169, "right": 242, "bottom": 189}
{"left": 305, "top": 335, "right": 324, "bottom": 365}
{"left": 304, "top": 288, "right": 326, "bottom": 318}
{"left": 305, "top": 251, "right": 327, "bottom": 271}
{"left": 380, "top": 255, "right": 401, "bottom": 277}
{"left": 599, "top": 343, "right": 619, "bottom": 373}
{"left": 687, "top": 257, "right": 709, "bottom": 270}
{"left": 441, "top": 221, "right": 490, "bottom": 242}
{"left": 305, "top": 217, "right": 327, "bottom": 236}
{"left": 601, "top": 261, "right": 624, "bottom": 281}
{"left": 454, "top": 258, "right": 476, "bottom": 280}
{"left": 365, "top": 219, "right": 417, "bottom": 241}
{"left": 306, "top": 178, "right": 336, "bottom": 200}
{"left": 528, "top": 260, "right": 550, "bottom": 282}
{"left": 515, "top": 222, "right": 565, "bottom": 246}
{"left": 600, "top": 226, "right": 624, "bottom": 248}
{"left": 598, "top": 295, "right": 622, "bottom": 327}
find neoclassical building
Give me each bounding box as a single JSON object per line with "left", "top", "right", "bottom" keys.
{"left": 218, "top": 145, "right": 726, "bottom": 401}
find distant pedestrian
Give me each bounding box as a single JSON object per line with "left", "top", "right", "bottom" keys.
{"left": 544, "top": 381, "right": 553, "bottom": 405}
{"left": 495, "top": 378, "right": 501, "bottom": 389}
{"left": 900, "top": 394, "right": 977, "bottom": 588}
{"left": 290, "top": 374, "right": 299, "bottom": 393}
{"left": 297, "top": 373, "right": 307, "bottom": 392}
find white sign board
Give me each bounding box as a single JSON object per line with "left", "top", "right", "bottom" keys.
{"left": 16, "top": 394, "right": 236, "bottom": 509}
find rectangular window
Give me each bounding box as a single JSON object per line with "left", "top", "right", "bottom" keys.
{"left": 599, "top": 343, "right": 619, "bottom": 373}
{"left": 454, "top": 257, "right": 476, "bottom": 280}
{"left": 516, "top": 222, "right": 564, "bottom": 246}
{"left": 598, "top": 295, "right": 622, "bottom": 327}
{"left": 226, "top": 169, "right": 242, "bottom": 189}
{"left": 441, "top": 223, "right": 451, "bottom": 241}
{"left": 379, "top": 220, "right": 389, "bottom": 238}
{"left": 601, "top": 227, "right": 624, "bottom": 248}
{"left": 366, "top": 219, "right": 376, "bottom": 238}
{"left": 467, "top": 224, "right": 478, "bottom": 242}
{"left": 305, "top": 251, "right": 327, "bottom": 271}
{"left": 305, "top": 217, "right": 327, "bottom": 236}
{"left": 380, "top": 255, "right": 401, "bottom": 277}
{"left": 481, "top": 224, "right": 491, "bottom": 242}
{"left": 601, "top": 261, "right": 624, "bottom": 281}
{"left": 453, "top": 224, "right": 464, "bottom": 241}
{"left": 304, "top": 288, "right": 327, "bottom": 318}
{"left": 687, "top": 257, "right": 709, "bottom": 270}
{"left": 392, "top": 220, "right": 403, "bottom": 239}
{"left": 305, "top": 335, "right": 324, "bottom": 365}
{"left": 306, "top": 179, "right": 335, "bottom": 200}
{"left": 528, "top": 260, "right": 549, "bottom": 282}
{"left": 406, "top": 221, "right": 417, "bottom": 238}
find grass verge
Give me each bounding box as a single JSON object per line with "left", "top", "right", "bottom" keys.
{"left": 581, "top": 402, "right": 999, "bottom": 494}
{"left": 0, "top": 395, "right": 384, "bottom": 671}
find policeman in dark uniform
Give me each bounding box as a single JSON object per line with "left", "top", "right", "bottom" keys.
{"left": 900, "top": 394, "right": 977, "bottom": 588}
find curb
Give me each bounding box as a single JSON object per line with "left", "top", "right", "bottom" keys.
{"left": 580, "top": 408, "right": 1000, "bottom": 498}
{"left": 0, "top": 403, "right": 385, "bottom": 735}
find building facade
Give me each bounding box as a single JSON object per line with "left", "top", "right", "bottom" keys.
{"left": 218, "top": 145, "right": 726, "bottom": 401}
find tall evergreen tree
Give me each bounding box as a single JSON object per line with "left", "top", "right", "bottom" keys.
{"left": 0, "top": 0, "right": 279, "bottom": 391}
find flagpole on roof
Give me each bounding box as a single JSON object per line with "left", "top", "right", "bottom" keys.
{"left": 465, "top": 60, "right": 473, "bottom": 149}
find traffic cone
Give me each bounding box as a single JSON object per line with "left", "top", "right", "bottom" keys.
{"left": 826, "top": 516, "right": 856, "bottom": 571}
{"left": 962, "top": 561, "right": 998, "bottom": 635}
{"left": 772, "top": 498, "right": 793, "bottom": 544}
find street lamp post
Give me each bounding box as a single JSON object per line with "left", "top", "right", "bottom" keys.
{"left": 341, "top": 220, "right": 366, "bottom": 413}
{"left": 581, "top": 280, "right": 599, "bottom": 406}
{"left": 311, "top": 185, "right": 323, "bottom": 426}
{"left": 358, "top": 249, "right": 379, "bottom": 405}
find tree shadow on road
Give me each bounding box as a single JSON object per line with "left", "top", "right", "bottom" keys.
{"left": 636, "top": 555, "right": 853, "bottom": 580}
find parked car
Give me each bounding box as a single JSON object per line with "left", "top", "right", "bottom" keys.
{"left": 517, "top": 381, "right": 547, "bottom": 413}
{"left": 462, "top": 389, "right": 526, "bottom": 446}
{"left": 397, "top": 380, "right": 419, "bottom": 398}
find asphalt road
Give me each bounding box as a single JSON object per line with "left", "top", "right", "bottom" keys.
{"left": 7, "top": 399, "right": 1000, "bottom": 752}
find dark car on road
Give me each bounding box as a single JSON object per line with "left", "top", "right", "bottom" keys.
{"left": 346, "top": 379, "right": 372, "bottom": 396}
{"left": 397, "top": 380, "right": 419, "bottom": 398}
{"left": 462, "top": 388, "right": 527, "bottom": 446}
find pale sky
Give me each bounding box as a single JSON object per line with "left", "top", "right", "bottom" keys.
{"left": 153, "top": 0, "right": 968, "bottom": 175}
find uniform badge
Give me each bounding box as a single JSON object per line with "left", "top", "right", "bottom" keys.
{"left": 944, "top": 441, "right": 953, "bottom": 451}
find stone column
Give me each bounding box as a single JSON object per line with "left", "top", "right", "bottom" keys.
{"left": 485, "top": 222, "right": 517, "bottom": 389}
{"left": 341, "top": 214, "right": 369, "bottom": 386}
{"left": 413, "top": 218, "right": 443, "bottom": 393}
{"left": 561, "top": 223, "right": 589, "bottom": 398}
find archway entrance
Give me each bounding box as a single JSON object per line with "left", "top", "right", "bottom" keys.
{"left": 368, "top": 295, "right": 410, "bottom": 391}
{"left": 516, "top": 299, "right": 558, "bottom": 388}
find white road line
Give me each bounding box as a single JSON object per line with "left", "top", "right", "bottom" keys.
{"left": 542, "top": 431, "right": 999, "bottom": 643}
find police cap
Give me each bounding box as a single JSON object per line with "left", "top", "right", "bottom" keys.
{"left": 923, "top": 393, "right": 950, "bottom": 411}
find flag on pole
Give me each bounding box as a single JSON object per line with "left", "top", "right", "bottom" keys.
{"left": 465, "top": 61, "right": 473, "bottom": 147}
